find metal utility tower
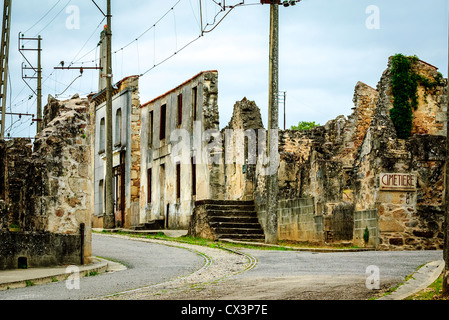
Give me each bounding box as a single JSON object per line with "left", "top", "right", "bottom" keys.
{"left": 0, "top": 0, "right": 12, "bottom": 140}
{"left": 19, "top": 33, "right": 43, "bottom": 133}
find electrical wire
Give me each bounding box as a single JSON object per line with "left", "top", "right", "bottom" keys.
{"left": 23, "top": 0, "right": 62, "bottom": 34}
{"left": 33, "top": 0, "right": 73, "bottom": 37}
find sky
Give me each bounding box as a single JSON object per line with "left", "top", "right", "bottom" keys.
{"left": 2, "top": 0, "right": 448, "bottom": 138}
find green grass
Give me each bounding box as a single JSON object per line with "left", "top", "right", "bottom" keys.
{"left": 406, "top": 274, "right": 449, "bottom": 300}
{"left": 95, "top": 229, "right": 292, "bottom": 251}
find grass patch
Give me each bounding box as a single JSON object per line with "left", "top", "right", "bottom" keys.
{"left": 95, "top": 229, "right": 292, "bottom": 251}
{"left": 406, "top": 274, "right": 449, "bottom": 300}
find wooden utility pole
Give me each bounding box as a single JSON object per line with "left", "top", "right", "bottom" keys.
{"left": 103, "top": 0, "right": 115, "bottom": 229}
{"left": 0, "top": 0, "right": 12, "bottom": 140}
{"left": 265, "top": 1, "right": 279, "bottom": 244}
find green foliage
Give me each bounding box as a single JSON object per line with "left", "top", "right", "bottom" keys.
{"left": 290, "top": 121, "right": 320, "bottom": 131}
{"left": 363, "top": 226, "right": 370, "bottom": 245}
{"left": 390, "top": 54, "right": 418, "bottom": 139}
{"left": 390, "top": 54, "right": 443, "bottom": 139}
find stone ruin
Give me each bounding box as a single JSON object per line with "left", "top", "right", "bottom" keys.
{"left": 259, "top": 56, "right": 447, "bottom": 250}
{"left": 193, "top": 56, "right": 447, "bottom": 250}
{"left": 0, "top": 94, "right": 92, "bottom": 270}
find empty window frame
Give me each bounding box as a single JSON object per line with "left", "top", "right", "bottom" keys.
{"left": 115, "top": 108, "right": 122, "bottom": 146}
{"left": 148, "top": 110, "right": 153, "bottom": 147}
{"left": 160, "top": 104, "right": 167, "bottom": 140}
{"left": 98, "top": 179, "right": 104, "bottom": 214}
{"left": 192, "top": 87, "right": 198, "bottom": 121}
{"left": 177, "top": 93, "right": 183, "bottom": 126}
{"left": 147, "top": 168, "right": 152, "bottom": 204}
{"left": 191, "top": 157, "right": 196, "bottom": 197}
{"left": 176, "top": 162, "right": 181, "bottom": 200}
{"left": 99, "top": 117, "right": 105, "bottom": 153}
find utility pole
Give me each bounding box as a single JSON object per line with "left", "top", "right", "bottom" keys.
{"left": 265, "top": 0, "right": 280, "bottom": 244}
{"left": 19, "top": 33, "right": 42, "bottom": 134}
{"left": 262, "top": 0, "right": 299, "bottom": 244}
{"left": 103, "top": 0, "right": 115, "bottom": 229}
{"left": 36, "top": 35, "right": 42, "bottom": 133}
{"left": 0, "top": 0, "right": 12, "bottom": 140}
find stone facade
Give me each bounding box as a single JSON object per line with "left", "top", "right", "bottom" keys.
{"left": 139, "top": 71, "right": 220, "bottom": 229}
{"left": 90, "top": 75, "right": 141, "bottom": 229}
{"left": 0, "top": 95, "right": 93, "bottom": 269}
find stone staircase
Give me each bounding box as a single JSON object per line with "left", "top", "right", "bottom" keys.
{"left": 201, "top": 200, "right": 265, "bottom": 242}
{"left": 130, "top": 219, "right": 165, "bottom": 231}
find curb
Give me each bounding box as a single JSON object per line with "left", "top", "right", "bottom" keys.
{"left": 0, "top": 258, "right": 113, "bottom": 291}
{"left": 378, "top": 260, "right": 445, "bottom": 300}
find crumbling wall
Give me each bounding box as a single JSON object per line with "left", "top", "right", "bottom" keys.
{"left": 31, "top": 95, "right": 92, "bottom": 235}
{"left": 222, "top": 98, "right": 264, "bottom": 201}
{"left": 262, "top": 56, "right": 446, "bottom": 250}
{"left": 0, "top": 94, "right": 93, "bottom": 269}
{"left": 352, "top": 57, "right": 447, "bottom": 250}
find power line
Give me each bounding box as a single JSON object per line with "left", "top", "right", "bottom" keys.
{"left": 33, "top": 0, "right": 72, "bottom": 37}
{"left": 23, "top": 0, "right": 62, "bottom": 35}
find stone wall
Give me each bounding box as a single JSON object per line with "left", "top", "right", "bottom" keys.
{"left": 278, "top": 198, "right": 321, "bottom": 242}
{"left": 352, "top": 57, "right": 447, "bottom": 250}
{"left": 0, "top": 95, "right": 93, "bottom": 269}
{"left": 222, "top": 98, "right": 264, "bottom": 201}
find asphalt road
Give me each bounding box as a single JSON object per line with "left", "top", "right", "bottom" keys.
{"left": 0, "top": 233, "right": 205, "bottom": 300}
{"left": 0, "top": 233, "right": 443, "bottom": 300}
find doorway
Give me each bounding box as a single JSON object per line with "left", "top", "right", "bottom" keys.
{"left": 113, "top": 151, "right": 126, "bottom": 227}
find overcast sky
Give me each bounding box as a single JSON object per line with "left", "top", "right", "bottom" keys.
{"left": 3, "top": 0, "right": 448, "bottom": 137}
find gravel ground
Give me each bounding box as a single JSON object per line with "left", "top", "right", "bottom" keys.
{"left": 100, "top": 237, "right": 253, "bottom": 300}
{"left": 101, "top": 236, "right": 442, "bottom": 301}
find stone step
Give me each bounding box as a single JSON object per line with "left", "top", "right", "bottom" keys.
{"left": 213, "top": 227, "right": 264, "bottom": 235}
{"left": 210, "top": 221, "right": 263, "bottom": 230}
{"left": 204, "top": 205, "right": 256, "bottom": 212}
{"left": 207, "top": 210, "right": 258, "bottom": 217}
{"left": 130, "top": 219, "right": 164, "bottom": 230}
{"left": 209, "top": 216, "right": 260, "bottom": 224}
{"left": 196, "top": 199, "right": 255, "bottom": 206}
{"left": 215, "top": 233, "right": 265, "bottom": 242}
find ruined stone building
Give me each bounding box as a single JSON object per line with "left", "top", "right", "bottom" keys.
{"left": 139, "top": 70, "right": 222, "bottom": 230}
{"left": 186, "top": 56, "right": 448, "bottom": 251}
{"left": 89, "top": 75, "right": 141, "bottom": 230}
{"left": 0, "top": 95, "right": 93, "bottom": 270}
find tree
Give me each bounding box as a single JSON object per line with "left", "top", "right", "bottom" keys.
{"left": 290, "top": 121, "right": 320, "bottom": 131}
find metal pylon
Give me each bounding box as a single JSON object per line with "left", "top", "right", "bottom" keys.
{"left": 0, "top": 0, "right": 12, "bottom": 140}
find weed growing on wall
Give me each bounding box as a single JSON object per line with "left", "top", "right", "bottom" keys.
{"left": 390, "top": 54, "right": 444, "bottom": 139}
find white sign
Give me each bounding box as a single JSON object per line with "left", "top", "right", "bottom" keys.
{"left": 379, "top": 173, "right": 416, "bottom": 192}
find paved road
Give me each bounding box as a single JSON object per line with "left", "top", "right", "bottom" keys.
{"left": 217, "top": 249, "right": 444, "bottom": 300}
{"left": 0, "top": 233, "right": 443, "bottom": 300}
{"left": 0, "top": 233, "right": 205, "bottom": 300}
{"left": 113, "top": 247, "right": 443, "bottom": 300}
